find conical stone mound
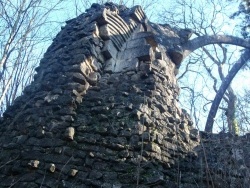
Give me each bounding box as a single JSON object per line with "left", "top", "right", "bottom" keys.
{"left": 2, "top": 3, "right": 248, "bottom": 188}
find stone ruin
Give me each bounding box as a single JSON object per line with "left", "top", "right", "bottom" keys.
{"left": 0, "top": 3, "right": 250, "bottom": 188}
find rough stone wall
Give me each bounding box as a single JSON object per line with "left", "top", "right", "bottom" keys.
{"left": 0, "top": 3, "right": 249, "bottom": 188}
{"left": 194, "top": 132, "right": 250, "bottom": 188}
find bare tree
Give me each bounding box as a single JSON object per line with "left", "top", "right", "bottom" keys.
{"left": 230, "top": 0, "right": 250, "bottom": 39}
{"left": 159, "top": 0, "right": 250, "bottom": 133}
{"left": 0, "top": 0, "right": 65, "bottom": 115}
{"left": 205, "top": 49, "right": 250, "bottom": 132}
{"left": 237, "top": 88, "right": 250, "bottom": 133}
{"left": 205, "top": 0, "right": 250, "bottom": 133}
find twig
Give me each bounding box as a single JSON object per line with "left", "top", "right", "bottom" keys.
{"left": 0, "top": 155, "right": 19, "bottom": 169}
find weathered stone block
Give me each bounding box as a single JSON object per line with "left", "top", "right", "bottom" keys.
{"left": 28, "top": 160, "right": 40, "bottom": 168}
{"left": 69, "top": 169, "right": 78, "bottom": 177}
{"left": 126, "top": 38, "right": 147, "bottom": 48}
{"left": 132, "top": 32, "right": 154, "bottom": 40}
{"left": 117, "top": 45, "right": 153, "bottom": 61}
{"left": 102, "top": 40, "right": 118, "bottom": 59}
{"left": 145, "top": 143, "right": 161, "bottom": 153}
{"left": 89, "top": 170, "right": 103, "bottom": 180}
{"left": 99, "top": 25, "right": 111, "bottom": 40}
{"left": 113, "top": 58, "right": 139, "bottom": 73}
{"left": 46, "top": 163, "right": 56, "bottom": 173}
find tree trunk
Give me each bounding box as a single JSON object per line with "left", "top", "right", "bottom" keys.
{"left": 226, "top": 88, "right": 237, "bottom": 133}
{"left": 205, "top": 49, "right": 250, "bottom": 132}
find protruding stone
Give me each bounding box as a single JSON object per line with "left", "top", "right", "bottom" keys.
{"left": 65, "top": 127, "right": 75, "bottom": 141}
{"left": 190, "top": 129, "right": 199, "bottom": 141}
{"left": 126, "top": 38, "right": 147, "bottom": 48}
{"left": 89, "top": 152, "right": 95, "bottom": 157}
{"left": 47, "top": 163, "right": 56, "bottom": 173}
{"left": 117, "top": 45, "right": 153, "bottom": 61}
{"left": 168, "top": 45, "right": 183, "bottom": 67}
{"left": 145, "top": 143, "right": 161, "bottom": 153}
{"left": 28, "top": 160, "right": 40, "bottom": 168}
{"left": 99, "top": 25, "right": 111, "bottom": 40}
{"left": 178, "top": 28, "right": 193, "bottom": 42}
{"left": 113, "top": 59, "right": 139, "bottom": 73}
{"left": 69, "top": 169, "right": 78, "bottom": 177}
{"left": 44, "top": 94, "right": 59, "bottom": 103}
{"left": 86, "top": 72, "right": 100, "bottom": 85}
{"left": 102, "top": 40, "right": 118, "bottom": 59}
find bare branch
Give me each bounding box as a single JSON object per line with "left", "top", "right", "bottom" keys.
{"left": 205, "top": 49, "right": 250, "bottom": 132}
{"left": 183, "top": 35, "right": 250, "bottom": 59}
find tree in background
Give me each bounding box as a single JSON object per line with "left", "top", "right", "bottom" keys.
{"left": 230, "top": 0, "right": 250, "bottom": 39}
{"left": 237, "top": 88, "right": 250, "bottom": 133}
{"left": 205, "top": 48, "right": 250, "bottom": 133}
{"left": 0, "top": 0, "right": 66, "bottom": 115}
{"left": 159, "top": 0, "right": 250, "bottom": 133}
{"left": 205, "top": 0, "right": 250, "bottom": 133}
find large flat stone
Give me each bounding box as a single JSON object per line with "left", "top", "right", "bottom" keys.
{"left": 132, "top": 31, "right": 154, "bottom": 40}
{"left": 99, "top": 25, "right": 111, "bottom": 40}
{"left": 102, "top": 40, "right": 118, "bottom": 59}
{"left": 125, "top": 38, "right": 147, "bottom": 48}
{"left": 113, "top": 58, "right": 139, "bottom": 72}
{"left": 117, "top": 45, "right": 153, "bottom": 61}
